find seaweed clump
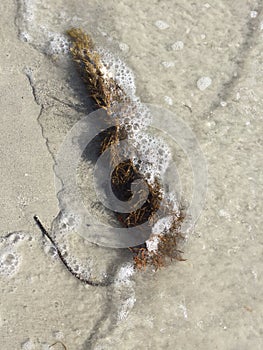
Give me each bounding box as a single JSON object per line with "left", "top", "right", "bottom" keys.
{"left": 67, "top": 28, "right": 185, "bottom": 270}
{"left": 130, "top": 217, "right": 186, "bottom": 270}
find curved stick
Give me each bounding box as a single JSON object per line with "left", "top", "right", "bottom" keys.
{"left": 33, "top": 215, "right": 112, "bottom": 287}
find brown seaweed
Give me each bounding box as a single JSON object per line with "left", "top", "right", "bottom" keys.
{"left": 67, "top": 28, "right": 185, "bottom": 270}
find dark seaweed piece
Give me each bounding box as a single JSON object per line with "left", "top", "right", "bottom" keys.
{"left": 33, "top": 216, "right": 112, "bottom": 287}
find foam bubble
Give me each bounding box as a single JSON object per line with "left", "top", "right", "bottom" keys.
{"left": 146, "top": 214, "right": 177, "bottom": 251}
{"left": 43, "top": 242, "right": 58, "bottom": 259}
{"left": 164, "top": 191, "right": 180, "bottom": 214}
{"left": 117, "top": 293, "right": 136, "bottom": 321}
{"left": 54, "top": 211, "right": 81, "bottom": 237}
{"left": 146, "top": 234, "right": 160, "bottom": 252}
{"left": 47, "top": 232, "right": 94, "bottom": 281}
{"left": 171, "top": 41, "right": 184, "bottom": 51}
{"left": 17, "top": 0, "right": 41, "bottom": 48}
{"left": 164, "top": 96, "right": 173, "bottom": 106}
{"left": 132, "top": 131, "right": 171, "bottom": 184}
{"left": 152, "top": 215, "right": 174, "bottom": 235}
{"left": 93, "top": 50, "right": 173, "bottom": 186}
{"left": 17, "top": 1, "right": 70, "bottom": 57}
{"left": 65, "top": 256, "right": 88, "bottom": 278}
{"left": 114, "top": 263, "right": 136, "bottom": 322}
{"left": 19, "top": 0, "right": 36, "bottom": 24}
{"left": 119, "top": 42, "right": 129, "bottom": 53}
{"left": 0, "top": 232, "right": 26, "bottom": 278}
{"left": 154, "top": 20, "right": 169, "bottom": 30}
{"left": 161, "top": 61, "right": 175, "bottom": 68}
{"left": 97, "top": 48, "right": 136, "bottom": 97}
{"left": 250, "top": 11, "right": 258, "bottom": 18}
{"left": 53, "top": 330, "right": 64, "bottom": 340}
{"left": 0, "top": 249, "right": 20, "bottom": 277}
{"left": 197, "top": 76, "right": 212, "bottom": 91}
{"left": 115, "top": 263, "right": 134, "bottom": 283}
{"left": 3, "top": 232, "right": 26, "bottom": 245}
{"left": 45, "top": 32, "right": 70, "bottom": 55}
{"left": 112, "top": 100, "right": 152, "bottom": 133}
{"left": 19, "top": 31, "right": 32, "bottom": 43}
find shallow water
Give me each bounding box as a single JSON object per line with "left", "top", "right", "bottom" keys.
{"left": 0, "top": 1, "right": 262, "bottom": 349}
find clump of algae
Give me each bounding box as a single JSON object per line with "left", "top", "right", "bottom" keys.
{"left": 67, "top": 28, "right": 185, "bottom": 270}
{"left": 67, "top": 28, "right": 125, "bottom": 109}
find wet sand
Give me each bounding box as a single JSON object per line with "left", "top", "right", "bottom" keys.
{"left": 0, "top": 1, "right": 262, "bottom": 349}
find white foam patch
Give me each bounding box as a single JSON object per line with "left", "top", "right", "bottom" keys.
{"left": 164, "top": 96, "right": 173, "bottom": 106}
{"left": 161, "top": 61, "right": 175, "bottom": 68}
{"left": 19, "top": 31, "right": 32, "bottom": 43}
{"left": 111, "top": 100, "right": 152, "bottom": 132}
{"left": 17, "top": 0, "right": 44, "bottom": 47}
{"left": 17, "top": 0, "right": 71, "bottom": 57}
{"left": 45, "top": 32, "right": 70, "bottom": 55}
{"left": 49, "top": 213, "right": 98, "bottom": 280}
{"left": 98, "top": 48, "right": 136, "bottom": 97}
{"left": 117, "top": 294, "right": 136, "bottom": 322}
{"left": 2, "top": 232, "right": 26, "bottom": 245}
{"left": 65, "top": 255, "right": 92, "bottom": 279}
{"left": 172, "top": 41, "right": 184, "bottom": 51}
{"left": 0, "top": 233, "right": 26, "bottom": 278}
{"left": 164, "top": 191, "right": 180, "bottom": 213}
{"left": 0, "top": 249, "right": 19, "bottom": 277}
{"left": 197, "top": 76, "right": 212, "bottom": 91}
{"left": 43, "top": 241, "right": 58, "bottom": 259}
{"left": 152, "top": 215, "right": 174, "bottom": 235}
{"left": 115, "top": 263, "right": 134, "bottom": 283}
{"left": 54, "top": 211, "right": 81, "bottom": 238}
{"left": 96, "top": 51, "right": 173, "bottom": 185}
{"left": 47, "top": 233, "right": 94, "bottom": 281}
{"left": 119, "top": 42, "right": 129, "bottom": 53}
{"left": 154, "top": 20, "right": 169, "bottom": 30}
{"left": 146, "top": 234, "right": 160, "bottom": 252}
{"left": 132, "top": 131, "right": 171, "bottom": 184}
{"left": 147, "top": 191, "right": 180, "bottom": 238}
{"left": 250, "top": 11, "right": 258, "bottom": 18}
{"left": 114, "top": 263, "right": 136, "bottom": 322}
{"left": 53, "top": 330, "right": 64, "bottom": 340}
{"left": 18, "top": 0, "right": 36, "bottom": 26}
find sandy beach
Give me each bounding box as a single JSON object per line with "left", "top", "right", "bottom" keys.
{"left": 0, "top": 1, "right": 262, "bottom": 349}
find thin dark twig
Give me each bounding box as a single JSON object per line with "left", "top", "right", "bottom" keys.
{"left": 183, "top": 104, "right": 192, "bottom": 113}
{"left": 49, "top": 341, "right": 67, "bottom": 350}
{"left": 33, "top": 215, "right": 111, "bottom": 287}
